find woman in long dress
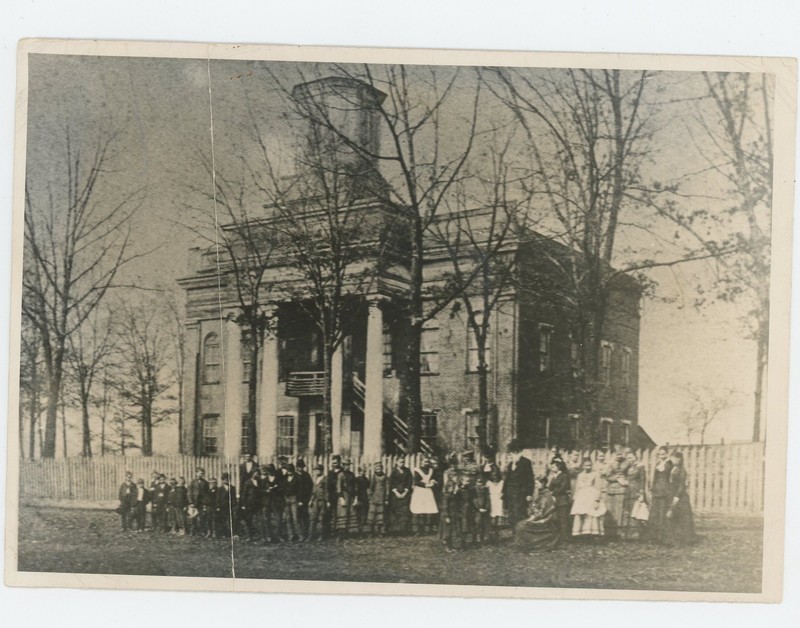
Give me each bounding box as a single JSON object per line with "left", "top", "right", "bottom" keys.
{"left": 388, "top": 457, "right": 413, "bottom": 535}
{"left": 570, "top": 457, "right": 606, "bottom": 539}
{"left": 410, "top": 458, "right": 439, "bottom": 534}
{"left": 665, "top": 451, "right": 697, "bottom": 546}
{"left": 648, "top": 446, "right": 673, "bottom": 544}
{"left": 514, "top": 479, "right": 559, "bottom": 551}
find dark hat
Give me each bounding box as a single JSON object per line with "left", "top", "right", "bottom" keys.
{"left": 221, "top": 472, "right": 230, "bottom": 481}
{"left": 266, "top": 463, "right": 277, "bottom": 474}
{"left": 277, "top": 455, "right": 289, "bottom": 463}
{"left": 332, "top": 454, "right": 342, "bottom": 463}
{"left": 507, "top": 439, "right": 523, "bottom": 453}
{"left": 296, "top": 459, "right": 306, "bottom": 469}
{"left": 286, "top": 463, "right": 296, "bottom": 473}
{"left": 314, "top": 464, "right": 324, "bottom": 472}
{"left": 342, "top": 457, "right": 352, "bottom": 466}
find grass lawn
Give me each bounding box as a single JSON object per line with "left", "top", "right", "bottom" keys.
{"left": 16, "top": 505, "right": 762, "bottom": 593}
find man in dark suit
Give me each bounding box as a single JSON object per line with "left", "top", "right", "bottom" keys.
{"left": 117, "top": 471, "right": 137, "bottom": 532}
{"left": 502, "top": 439, "right": 535, "bottom": 530}
{"left": 240, "top": 469, "right": 262, "bottom": 541}
{"left": 188, "top": 467, "right": 210, "bottom": 535}
{"left": 216, "top": 472, "right": 237, "bottom": 538}
{"left": 151, "top": 474, "right": 171, "bottom": 533}
{"left": 239, "top": 453, "right": 258, "bottom": 490}
{"left": 296, "top": 459, "right": 314, "bottom": 540}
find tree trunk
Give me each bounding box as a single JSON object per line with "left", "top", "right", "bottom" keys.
{"left": 59, "top": 397, "right": 68, "bottom": 458}
{"left": 81, "top": 392, "right": 92, "bottom": 457}
{"left": 245, "top": 329, "right": 260, "bottom": 455}
{"left": 752, "top": 331, "right": 767, "bottom": 442}
{"left": 322, "top": 338, "right": 334, "bottom": 454}
{"left": 400, "top": 216, "right": 424, "bottom": 454}
{"left": 578, "top": 304, "right": 604, "bottom": 451}
{"left": 42, "top": 361, "right": 63, "bottom": 458}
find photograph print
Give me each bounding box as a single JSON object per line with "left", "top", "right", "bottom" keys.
{"left": 5, "top": 40, "right": 795, "bottom": 601}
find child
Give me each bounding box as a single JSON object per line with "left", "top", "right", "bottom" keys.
{"left": 186, "top": 504, "right": 200, "bottom": 536}
{"left": 485, "top": 467, "right": 505, "bottom": 543}
{"left": 410, "top": 458, "right": 439, "bottom": 535}
{"left": 367, "top": 462, "right": 388, "bottom": 536}
{"left": 440, "top": 475, "right": 462, "bottom": 551}
{"left": 117, "top": 471, "right": 136, "bottom": 532}
{"left": 458, "top": 474, "right": 478, "bottom": 547}
{"left": 473, "top": 475, "right": 490, "bottom": 545}
{"left": 171, "top": 477, "right": 189, "bottom": 535}
{"left": 204, "top": 478, "right": 219, "bottom": 538}
{"left": 151, "top": 474, "right": 171, "bottom": 533}
{"left": 216, "top": 472, "right": 237, "bottom": 538}
{"left": 133, "top": 478, "right": 150, "bottom": 532}
{"left": 570, "top": 457, "right": 606, "bottom": 540}
{"left": 353, "top": 465, "right": 370, "bottom": 536}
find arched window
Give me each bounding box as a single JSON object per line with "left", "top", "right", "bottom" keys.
{"left": 203, "top": 332, "right": 221, "bottom": 384}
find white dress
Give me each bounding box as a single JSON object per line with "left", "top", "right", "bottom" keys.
{"left": 487, "top": 479, "right": 505, "bottom": 518}
{"left": 570, "top": 470, "right": 606, "bottom": 536}
{"left": 409, "top": 467, "right": 439, "bottom": 514}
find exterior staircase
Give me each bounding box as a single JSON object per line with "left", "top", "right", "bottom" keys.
{"left": 351, "top": 373, "right": 434, "bottom": 456}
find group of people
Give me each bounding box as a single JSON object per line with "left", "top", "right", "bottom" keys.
{"left": 115, "top": 441, "right": 696, "bottom": 551}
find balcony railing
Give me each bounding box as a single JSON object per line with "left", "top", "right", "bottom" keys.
{"left": 285, "top": 371, "right": 326, "bottom": 397}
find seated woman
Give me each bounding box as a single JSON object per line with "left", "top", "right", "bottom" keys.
{"left": 513, "top": 478, "right": 559, "bottom": 551}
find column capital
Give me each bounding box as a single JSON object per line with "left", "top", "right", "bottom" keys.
{"left": 367, "top": 294, "right": 391, "bottom": 308}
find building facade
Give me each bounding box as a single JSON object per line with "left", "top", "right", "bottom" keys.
{"left": 178, "top": 76, "right": 647, "bottom": 460}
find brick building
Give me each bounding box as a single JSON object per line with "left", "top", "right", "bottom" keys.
{"left": 178, "top": 76, "right": 649, "bottom": 460}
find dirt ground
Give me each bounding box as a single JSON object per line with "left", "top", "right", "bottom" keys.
{"left": 15, "top": 505, "right": 762, "bottom": 593}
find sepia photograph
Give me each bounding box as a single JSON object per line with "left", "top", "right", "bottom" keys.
{"left": 4, "top": 39, "right": 795, "bottom": 602}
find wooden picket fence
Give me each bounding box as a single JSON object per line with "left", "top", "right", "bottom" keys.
{"left": 18, "top": 441, "right": 765, "bottom": 514}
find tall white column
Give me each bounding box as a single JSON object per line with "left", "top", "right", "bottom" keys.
{"left": 363, "top": 298, "right": 384, "bottom": 460}
{"left": 259, "top": 329, "right": 279, "bottom": 460}
{"left": 223, "top": 318, "right": 243, "bottom": 459}
{"left": 331, "top": 345, "right": 343, "bottom": 454}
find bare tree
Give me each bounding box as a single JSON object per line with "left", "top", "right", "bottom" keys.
{"left": 429, "top": 135, "right": 529, "bottom": 454}
{"left": 114, "top": 298, "right": 175, "bottom": 456}
{"left": 679, "top": 383, "right": 738, "bottom": 444}
{"left": 20, "top": 317, "right": 45, "bottom": 459}
{"left": 165, "top": 294, "right": 188, "bottom": 454}
{"left": 182, "top": 151, "right": 279, "bottom": 455}
{"left": 691, "top": 73, "right": 773, "bottom": 442}
{"left": 22, "top": 128, "right": 142, "bottom": 457}
{"left": 490, "top": 68, "right": 726, "bottom": 449}
{"left": 65, "top": 307, "right": 116, "bottom": 457}
{"left": 265, "top": 65, "right": 485, "bottom": 452}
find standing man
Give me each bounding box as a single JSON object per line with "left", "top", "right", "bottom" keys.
{"left": 282, "top": 463, "right": 301, "bottom": 541}
{"left": 204, "top": 478, "right": 219, "bottom": 538}
{"left": 117, "top": 471, "right": 137, "bottom": 532}
{"left": 239, "top": 453, "right": 258, "bottom": 490}
{"left": 502, "top": 439, "right": 535, "bottom": 531}
{"left": 217, "top": 472, "right": 237, "bottom": 538}
{"left": 296, "top": 459, "right": 314, "bottom": 540}
{"left": 240, "top": 468, "right": 263, "bottom": 542}
{"left": 188, "top": 467, "right": 210, "bottom": 536}
{"left": 326, "top": 455, "right": 344, "bottom": 537}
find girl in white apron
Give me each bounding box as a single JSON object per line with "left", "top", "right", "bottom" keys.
{"left": 410, "top": 458, "right": 439, "bottom": 534}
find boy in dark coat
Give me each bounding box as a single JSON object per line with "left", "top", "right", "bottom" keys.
{"left": 440, "top": 475, "right": 463, "bottom": 551}
{"left": 151, "top": 474, "right": 171, "bottom": 533}
{"left": 262, "top": 465, "right": 284, "bottom": 543}
{"left": 168, "top": 477, "right": 189, "bottom": 535}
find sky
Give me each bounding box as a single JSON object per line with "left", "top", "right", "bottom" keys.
{"left": 21, "top": 53, "right": 773, "bottom": 452}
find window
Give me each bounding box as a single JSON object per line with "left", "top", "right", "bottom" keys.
{"left": 569, "top": 333, "right": 581, "bottom": 379}
{"left": 277, "top": 415, "right": 296, "bottom": 456}
{"left": 467, "top": 312, "right": 491, "bottom": 373}
{"left": 621, "top": 421, "right": 631, "bottom": 447}
{"left": 421, "top": 410, "right": 438, "bottom": 449}
{"left": 420, "top": 319, "right": 439, "bottom": 374}
{"left": 202, "top": 333, "right": 221, "bottom": 384}
{"left": 201, "top": 414, "right": 220, "bottom": 455}
{"left": 464, "top": 410, "right": 479, "bottom": 449}
{"left": 600, "top": 418, "right": 613, "bottom": 450}
{"left": 600, "top": 341, "right": 613, "bottom": 386}
{"left": 241, "top": 414, "right": 254, "bottom": 455}
{"left": 569, "top": 414, "right": 581, "bottom": 446}
{"left": 382, "top": 324, "right": 392, "bottom": 375}
{"left": 241, "top": 331, "right": 254, "bottom": 384}
{"left": 621, "top": 347, "right": 631, "bottom": 388}
{"left": 539, "top": 324, "right": 553, "bottom": 372}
